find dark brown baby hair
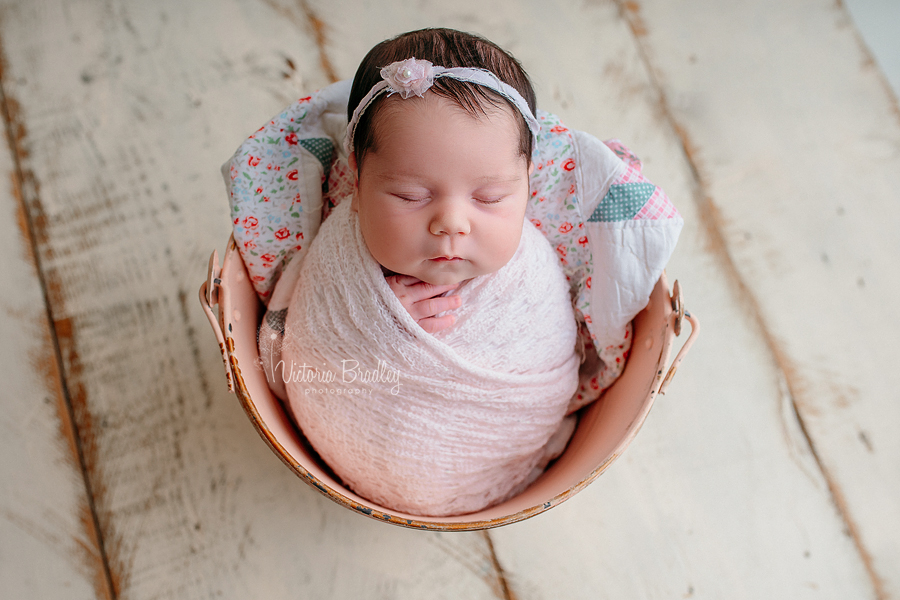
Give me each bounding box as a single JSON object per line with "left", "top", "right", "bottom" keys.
{"left": 347, "top": 28, "right": 537, "bottom": 168}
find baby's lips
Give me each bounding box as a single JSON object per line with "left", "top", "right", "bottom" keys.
{"left": 429, "top": 255, "right": 464, "bottom": 261}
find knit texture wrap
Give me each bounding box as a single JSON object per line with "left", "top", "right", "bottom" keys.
{"left": 282, "top": 200, "right": 580, "bottom": 516}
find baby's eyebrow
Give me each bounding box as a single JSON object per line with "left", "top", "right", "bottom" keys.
{"left": 375, "top": 173, "right": 524, "bottom": 185}
{"left": 375, "top": 172, "right": 423, "bottom": 182}
{"left": 473, "top": 174, "right": 524, "bottom": 184}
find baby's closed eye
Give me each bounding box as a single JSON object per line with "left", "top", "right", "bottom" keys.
{"left": 473, "top": 194, "right": 507, "bottom": 204}
{"left": 392, "top": 193, "right": 430, "bottom": 203}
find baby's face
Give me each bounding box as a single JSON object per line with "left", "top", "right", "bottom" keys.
{"left": 351, "top": 93, "right": 531, "bottom": 286}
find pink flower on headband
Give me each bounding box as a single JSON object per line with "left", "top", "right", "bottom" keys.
{"left": 380, "top": 58, "right": 435, "bottom": 99}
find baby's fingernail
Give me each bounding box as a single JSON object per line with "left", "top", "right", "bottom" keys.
{"left": 452, "top": 296, "right": 462, "bottom": 307}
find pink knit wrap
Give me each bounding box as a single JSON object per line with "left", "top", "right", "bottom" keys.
{"left": 282, "top": 200, "right": 580, "bottom": 516}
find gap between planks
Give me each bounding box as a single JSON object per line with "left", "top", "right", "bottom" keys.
{"left": 260, "top": 0, "right": 339, "bottom": 84}
{"left": 482, "top": 530, "right": 515, "bottom": 600}
{"left": 0, "top": 37, "right": 118, "bottom": 600}
{"left": 613, "top": 1, "right": 888, "bottom": 598}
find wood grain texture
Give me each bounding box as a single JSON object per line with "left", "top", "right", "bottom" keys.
{"left": 0, "top": 53, "right": 110, "bottom": 600}
{"left": 620, "top": 0, "right": 900, "bottom": 596}
{"left": 1, "top": 0, "right": 897, "bottom": 597}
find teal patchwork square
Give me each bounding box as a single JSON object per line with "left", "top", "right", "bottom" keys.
{"left": 588, "top": 182, "right": 656, "bottom": 222}
{"left": 299, "top": 137, "right": 335, "bottom": 172}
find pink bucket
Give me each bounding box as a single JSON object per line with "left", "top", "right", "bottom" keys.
{"left": 200, "top": 236, "right": 698, "bottom": 530}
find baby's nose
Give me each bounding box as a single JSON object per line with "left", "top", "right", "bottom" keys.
{"left": 429, "top": 202, "right": 471, "bottom": 236}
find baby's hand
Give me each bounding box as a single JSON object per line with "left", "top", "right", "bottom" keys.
{"left": 386, "top": 275, "right": 462, "bottom": 334}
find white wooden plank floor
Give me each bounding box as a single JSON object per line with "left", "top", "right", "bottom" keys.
{"left": 1, "top": 1, "right": 897, "bottom": 598}
{"left": 0, "top": 66, "right": 109, "bottom": 599}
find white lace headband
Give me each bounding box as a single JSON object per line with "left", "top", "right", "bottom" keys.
{"left": 345, "top": 58, "right": 540, "bottom": 154}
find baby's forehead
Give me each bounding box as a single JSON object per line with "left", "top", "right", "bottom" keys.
{"left": 365, "top": 94, "right": 523, "bottom": 166}
{"left": 374, "top": 91, "right": 520, "bottom": 133}
{"left": 373, "top": 168, "right": 524, "bottom": 185}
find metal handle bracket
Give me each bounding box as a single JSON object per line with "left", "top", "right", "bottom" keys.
{"left": 198, "top": 248, "right": 234, "bottom": 392}
{"left": 659, "top": 280, "right": 700, "bottom": 395}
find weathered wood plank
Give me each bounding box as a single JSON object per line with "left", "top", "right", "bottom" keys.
{"left": 620, "top": 0, "right": 900, "bottom": 596}
{"left": 0, "top": 66, "right": 109, "bottom": 599}
{"left": 0, "top": 0, "right": 508, "bottom": 597}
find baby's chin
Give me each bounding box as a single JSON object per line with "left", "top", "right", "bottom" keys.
{"left": 387, "top": 256, "right": 511, "bottom": 286}
{"left": 422, "top": 275, "right": 470, "bottom": 286}
{"left": 410, "top": 267, "right": 476, "bottom": 287}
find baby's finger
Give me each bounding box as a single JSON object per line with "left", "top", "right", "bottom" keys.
{"left": 408, "top": 294, "right": 462, "bottom": 321}
{"left": 418, "top": 314, "right": 456, "bottom": 334}
{"left": 386, "top": 274, "right": 422, "bottom": 289}
{"left": 388, "top": 276, "right": 457, "bottom": 302}
{"left": 409, "top": 281, "right": 459, "bottom": 302}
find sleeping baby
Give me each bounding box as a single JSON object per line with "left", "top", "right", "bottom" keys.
{"left": 282, "top": 29, "right": 580, "bottom": 517}
{"left": 223, "top": 27, "right": 683, "bottom": 518}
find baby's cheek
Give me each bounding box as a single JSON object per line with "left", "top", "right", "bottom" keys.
{"left": 365, "top": 236, "right": 415, "bottom": 280}
{"left": 493, "top": 222, "right": 525, "bottom": 265}
{"left": 359, "top": 220, "right": 391, "bottom": 260}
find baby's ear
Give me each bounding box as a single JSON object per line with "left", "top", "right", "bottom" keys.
{"left": 527, "top": 160, "right": 535, "bottom": 176}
